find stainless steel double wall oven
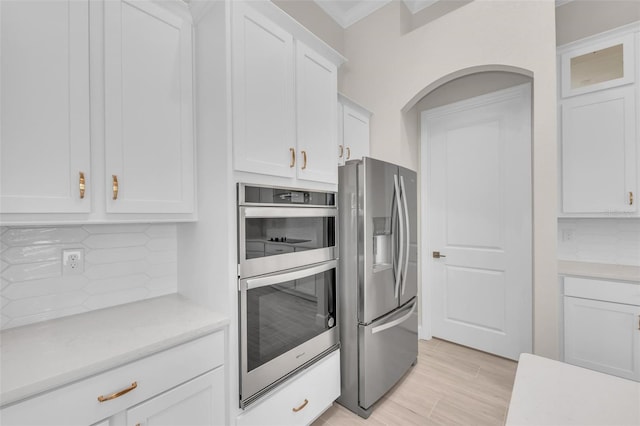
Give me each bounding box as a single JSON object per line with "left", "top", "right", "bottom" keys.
{"left": 237, "top": 184, "right": 339, "bottom": 407}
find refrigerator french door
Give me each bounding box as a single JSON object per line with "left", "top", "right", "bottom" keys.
{"left": 338, "top": 157, "right": 418, "bottom": 418}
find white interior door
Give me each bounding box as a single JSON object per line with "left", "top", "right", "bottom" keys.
{"left": 421, "top": 83, "right": 532, "bottom": 360}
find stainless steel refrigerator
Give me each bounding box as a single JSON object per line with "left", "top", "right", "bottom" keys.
{"left": 337, "top": 157, "right": 418, "bottom": 418}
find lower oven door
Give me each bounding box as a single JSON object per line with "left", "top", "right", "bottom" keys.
{"left": 239, "top": 260, "right": 338, "bottom": 407}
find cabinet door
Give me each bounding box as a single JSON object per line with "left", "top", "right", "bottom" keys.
{"left": 232, "top": 3, "right": 295, "bottom": 179}
{"left": 564, "top": 297, "right": 640, "bottom": 380}
{"left": 105, "top": 0, "right": 194, "bottom": 214}
{"left": 342, "top": 103, "right": 370, "bottom": 162}
{"left": 127, "top": 367, "right": 225, "bottom": 426}
{"left": 560, "top": 33, "right": 635, "bottom": 98}
{"left": 0, "top": 0, "right": 90, "bottom": 213}
{"left": 561, "top": 86, "right": 637, "bottom": 214}
{"left": 296, "top": 41, "right": 338, "bottom": 185}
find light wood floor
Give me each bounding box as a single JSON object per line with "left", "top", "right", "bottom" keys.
{"left": 313, "top": 338, "right": 518, "bottom": 426}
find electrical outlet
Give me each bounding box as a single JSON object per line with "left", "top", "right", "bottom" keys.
{"left": 62, "top": 249, "right": 84, "bottom": 275}
{"left": 562, "top": 229, "right": 574, "bottom": 242}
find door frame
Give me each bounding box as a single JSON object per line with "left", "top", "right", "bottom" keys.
{"left": 419, "top": 83, "right": 533, "bottom": 348}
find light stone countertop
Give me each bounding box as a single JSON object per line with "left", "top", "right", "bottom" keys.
{"left": 506, "top": 353, "right": 640, "bottom": 425}
{"left": 558, "top": 260, "right": 640, "bottom": 283}
{"left": 0, "top": 294, "right": 228, "bottom": 407}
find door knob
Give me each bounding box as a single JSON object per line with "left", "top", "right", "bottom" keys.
{"left": 432, "top": 251, "right": 446, "bottom": 259}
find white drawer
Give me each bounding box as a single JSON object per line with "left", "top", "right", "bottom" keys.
{"left": 236, "top": 350, "right": 340, "bottom": 426}
{"left": 1, "top": 331, "right": 224, "bottom": 426}
{"left": 564, "top": 276, "right": 640, "bottom": 306}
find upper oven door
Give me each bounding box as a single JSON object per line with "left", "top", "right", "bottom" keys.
{"left": 238, "top": 206, "right": 337, "bottom": 278}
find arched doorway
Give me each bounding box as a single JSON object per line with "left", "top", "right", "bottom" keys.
{"left": 407, "top": 68, "right": 534, "bottom": 359}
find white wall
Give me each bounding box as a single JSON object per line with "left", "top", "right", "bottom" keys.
{"left": 556, "top": 0, "right": 640, "bottom": 46}
{"left": 340, "top": 0, "right": 559, "bottom": 358}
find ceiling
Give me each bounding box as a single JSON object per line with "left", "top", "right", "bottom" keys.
{"left": 313, "top": 0, "right": 574, "bottom": 29}
{"left": 313, "top": 0, "right": 438, "bottom": 28}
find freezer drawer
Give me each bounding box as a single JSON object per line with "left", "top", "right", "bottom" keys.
{"left": 358, "top": 298, "right": 418, "bottom": 410}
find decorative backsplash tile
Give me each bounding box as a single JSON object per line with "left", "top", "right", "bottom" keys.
{"left": 558, "top": 218, "right": 640, "bottom": 266}
{"left": 0, "top": 224, "right": 177, "bottom": 330}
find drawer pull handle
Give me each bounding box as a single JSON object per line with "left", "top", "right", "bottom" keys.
{"left": 346, "top": 147, "right": 351, "bottom": 160}
{"left": 292, "top": 398, "right": 309, "bottom": 412}
{"left": 301, "top": 150, "right": 307, "bottom": 170}
{"left": 98, "top": 381, "right": 137, "bottom": 402}
{"left": 339, "top": 145, "right": 344, "bottom": 158}
{"left": 289, "top": 148, "right": 296, "bottom": 168}
{"left": 630, "top": 191, "right": 634, "bottom": 206}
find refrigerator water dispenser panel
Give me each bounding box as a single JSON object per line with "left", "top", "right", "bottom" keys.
{"left": 373, "top": 217, "right": 392, "bottom": 270}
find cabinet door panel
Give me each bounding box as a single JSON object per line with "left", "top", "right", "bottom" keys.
{"left": 105, "top": 0, "right": 194, "bottom": 213}
{"left": 342, "top": 104, "right": 370, "bottom": 162}
{"left": 561, "top": 87, "right": 637, "bottom": 213}
{"left": 0, "top": 0, "right": 90, "bottom": 213}
{"left": 126, "top": 367, "right": 225, "bottom": 426}
{"left": 564, "top": 297, "right": 640, "bottom": 380}
{"left": 296, "top": 41, "right": 338, "bottom": 185}
{"left": 233, "top": 3, "right": 295, "bottom": 179}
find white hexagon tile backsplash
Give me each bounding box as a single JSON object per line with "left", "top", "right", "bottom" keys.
{"left": 0, "top": 224, "right": 177, "bottom": 330}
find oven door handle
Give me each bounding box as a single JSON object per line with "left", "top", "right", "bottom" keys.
{"left": 242, "top": 206, "right": 337, "bottom": 218}
{"left": 242, "top": 260, "right": 337, "bottom": 291}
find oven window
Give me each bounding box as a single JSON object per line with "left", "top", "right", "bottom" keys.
{"left": 246, "top": 269, "right": 336, "bottom": 372}
{"left": 244, "top": 217, "right": 335, "bottom": 260}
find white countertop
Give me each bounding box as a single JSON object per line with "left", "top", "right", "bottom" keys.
{"left": 506, "top": 354, "right": 640, "bottom": 425}
{"left": 558, "top": 260, "right": 640, "bottom": 282}
{"left": 0, "top": 294, "right": 228, "bottom": 406}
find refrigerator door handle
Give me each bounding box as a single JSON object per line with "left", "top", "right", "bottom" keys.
{"left": 393, "top": 174, "right": 405, "bottom": 300}
{"left": 400, "top": 175, "right": 410, "bottom": 296}
{"left": 371, "top": 301, "right": 417, "bottom": 334}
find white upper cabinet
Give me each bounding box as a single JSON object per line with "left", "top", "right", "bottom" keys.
{"left": 231, "top": 1, "right": 344, "bottom": 188}
{"left": 296, "top": 41, "right": 338, "bottom": 184}
{"left": 560, "top": 33, "right": 635, "bottom": 98}
{"left": 232, "top": 2, "right": 295, "bottom": 179}
{"left": 105, "top": 0, "right": 194, "bottom": 214}
{"left": 338, "top": 94, "right": 371, "bottom": 166}
{"left": 0, "top": 0, "right": 196, "bottom": 224}
{"left": 558, "top": 24, "right": 640, "bottom": 217}
{"left": 0, "top": 0, "right": 91, "bottom": 214}
{"left": 561, "top": 86, "right": 637, "bottom": 214}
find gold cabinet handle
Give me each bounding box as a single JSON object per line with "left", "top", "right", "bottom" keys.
{"left": 346, "top": 147, "right": 351, "bottom": 160}
{"left": 289, "top": 148, "right": 296, "bottom": 168}
{"left": 338, "top": 145, "right": 344, "bottom": 158}
{"left": 292, "top": 398, "right": 309, "bottom": 412}
{"left": 79, "top": 172, "right": 86, "bottom": 199}
{"left": 98, "top": 381, "right": 137, "bottom": 402}
{"left": 112, "top": 175, "right": 119, "bottom": 200}
{"left": 301, "top": 150, "right": 307, "bottom": 170}
{"left": 630, "top": 191, "right": 634, "bottom": 206}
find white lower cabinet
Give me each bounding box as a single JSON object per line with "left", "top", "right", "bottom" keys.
{"left": 0, "top": 332, "right": 226, "bottom": 425}
{"left": 236, "top": 350, "right": 340, "bottom": 426}
{"left": 563, "top": 277, "right": 640, "bottom": 381}
{"left": 126, "top": 368, "right": 225, "bottom": 426}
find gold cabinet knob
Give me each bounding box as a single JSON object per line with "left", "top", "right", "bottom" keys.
{"left": 79, "top": 171, "right": 86, "bottom": 199}
{"left": 112, "top": 175, "right": 119, "bottom": 200}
